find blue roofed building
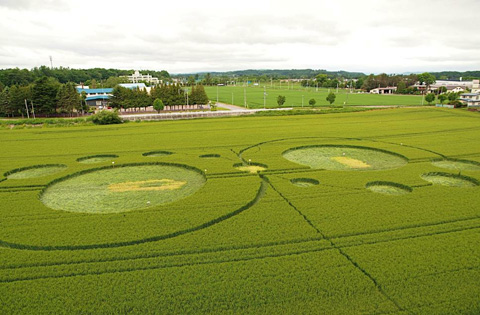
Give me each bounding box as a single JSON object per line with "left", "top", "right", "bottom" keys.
{"left": 76, "top": 88, "right": 114, "bottom": 108}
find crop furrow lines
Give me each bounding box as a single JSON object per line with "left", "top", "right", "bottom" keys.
{"left": 0, "top": 185, "right": 45, "bottom": 189}
{"left": 263, "top": 175, "right": 322, "bottom": 234}
{"left": 3, "top": 223, "right": 478, "bottom": 276}
{"left": 340, "top": 225, "right": 480, "bottom": 249}
{"left": 387, "top": 266, "right": 480, "bottom": 284}
{"left": 331, "top": 215, "right": 480, "bottom": 240}
{"left": 266, "top": 176, "right": 407, "bottom": 313}
{"left": 0, "top": 236, "right": 325, "bottom": 270}
{"left": 0, "top": 245, "right": 340, "bottom": 284}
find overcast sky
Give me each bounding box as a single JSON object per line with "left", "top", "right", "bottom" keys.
{"left": 0, "top": 0, "right": 479, "bottom": 74}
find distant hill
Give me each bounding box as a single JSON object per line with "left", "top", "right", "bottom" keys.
{"left": 174, "top": 69, "right": 366, "bottom": 79}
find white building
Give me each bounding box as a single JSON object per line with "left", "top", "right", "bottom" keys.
{"left": 460, "top": 80, "right": 480, "bottom": 107}
{"left": 370, "top": 87, "right": 397, "bottom": 94}
{"left": 123, "top": 70, "right": 160, "bottom": 84}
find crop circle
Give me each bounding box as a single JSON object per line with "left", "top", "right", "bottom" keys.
{"left": 40, "top": 163, "right": 206, "bottom": 214}
{"left": 421, "top": 172, "right": 479, "bottom": 187}
{"left": 366, "top": 181, "right": 412, "bottom": 195}
{"left": 290, "top": 178, "right": 320, "bottom": 187}
{"left": 77, "top": 154, "right": 119, "bottom": 164}
{"left": 199, "top": 154, "right": 221, "bottom": 158}
{"left": 233, "top": 162, "right": 267, "bottom": 173}
{"left": 283, "top": 145, "right": 407, "bottom": 171}
{"left": 5, "top": 164, "right": 67, "bottom": 179}
{"left": 142, "top": 151, "right": 173, "bottom": 157}
{"left": 431, "top": 159, "right": 480, "bottom": 171}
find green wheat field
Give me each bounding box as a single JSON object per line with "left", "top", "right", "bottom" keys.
{"left": 0, "top": 108, "right": 479, "bottom": 314}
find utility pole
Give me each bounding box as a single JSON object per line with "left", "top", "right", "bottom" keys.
{"left": 31, "top": 100, "right": 35, "bottom": 119}
{"left": 263, "top": 86, "right": 267, "bottom": 109}
{"left": 244, "top": 87, "right": 247, "bottom": 108}
{"left": 24, "top": 99, "right": 30, "bottom": 119}
{"left": 49, "top": 56, "right": 53, "bottom": 69}
{"left": 216, "top": 85, "right": 219, "bottom": 103}
{"left": 302, "top": 95, "right": 304, "bottom": 107}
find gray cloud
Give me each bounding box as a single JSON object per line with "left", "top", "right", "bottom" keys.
{"left": 0, "top": 0, "right": 478, "bottom": 73}
{"left": 0, "top": 0, "right": 68, "bottom": 10}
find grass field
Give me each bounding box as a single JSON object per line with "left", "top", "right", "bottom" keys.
{"left": 204, "top": 84, "right": 424, "bottom": 108}
{"left": 0, "top": 108, "right": 479, "bottom": 314}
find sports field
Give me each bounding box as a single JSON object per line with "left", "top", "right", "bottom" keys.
{"left": 0, "top": 108, "right": 479, "bottom": 314}
{"left": 205, "top": 85, "right": 424, "bottom": 108}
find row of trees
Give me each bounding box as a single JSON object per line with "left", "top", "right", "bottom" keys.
{"left": 0, "top": 66, "right": 171, "bottom": 88}
{"left": 0, "top": 77, "right": 86, "bottom": 117}
{"left": 109, "top": 84, "right": 209, "bottom": 111}
{"left": 275, "top": 93, "right": 336, "bottom": 107}
{"left": 425, "top": 92, "right": 461, "bottom": 105}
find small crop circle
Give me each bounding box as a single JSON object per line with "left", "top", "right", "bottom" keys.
{"left": 77, "top": 154, "right": 119, "bottom": 164}
{"left": 5, "top": 164, "right": 67, "bottom": 179}
{"left": 290, "top": 178, "right": 320, "bottom": 187}
{"left": 283, "top": 145, "right": 407, "bottom": 171}
{"left": 40, "top": 163, "right": 206, "bottom": 213}
{"left": 233, "top": 162, "right": 267, "bottom": 173}
{"left": 199, "top": 154, "right": 221, "bottom": 158}
{"left": 421, "top": 172, "right": 479, "bottom": 187}
{"left": 431, "top": 159, "right": 480, "bottom": 171}
{"left": 142, "top": 151, "right": 173, "bottom": 157}
{"left": 366, "top": 181, "right": 412, "bottom": 195}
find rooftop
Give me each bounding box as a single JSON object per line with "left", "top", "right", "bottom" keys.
{"left": 76, "top": 88, "right": 114, "bottom": 94}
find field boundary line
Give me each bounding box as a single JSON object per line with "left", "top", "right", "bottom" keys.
{"left": 265, "top": 175, "right": 408, "bottom": 313}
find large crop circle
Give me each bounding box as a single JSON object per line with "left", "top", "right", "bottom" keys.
{"left": 283, "top": 145, "right": 407, "bottom": 171}
{"left": 41, "top": 163, "right": 206, "bottom": 214}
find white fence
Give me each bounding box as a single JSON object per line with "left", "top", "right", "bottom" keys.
{"left": 121, "top": 108, "right": 293, "bottom": 121}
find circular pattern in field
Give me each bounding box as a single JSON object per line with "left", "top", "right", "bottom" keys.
{"left": 142, "top": 151, "right": 173, "bottom": 157}
{"left": 431, "top": 159, "right": 480, "bottom": 171}
{"left": 290, "top": 178, "right": 319, "bottom": 187}
{"left": 77, "top": 154, "right": 119, "bottom": 164}
{"left": 421, "top": 172, "right": 479, "bottom": 187}
{"left": 5, "top": 164, "right": 67, "bottom": 179}
{"left": 40, "top": 163, "right": 206, "bottom": 213}
{"left": 199, "top": 154, "right": 221, "bottom": 158}
{"left": 234, "top": 163, "right": 267, "bottom": 173}
{"left": 366, "top": 181, "right": 412, "bottom": 195}
{"left": 283, "top": 145, "right": 407, "bottom": 171}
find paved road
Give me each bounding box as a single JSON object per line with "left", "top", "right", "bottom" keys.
{"left": 216, "top": 102, "right": 249, "bottom": 111}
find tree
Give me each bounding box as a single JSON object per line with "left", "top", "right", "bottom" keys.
{"left": 396, "top": 81, "right": 407, "bottom": 94}
{"left": 153, "top": 98, "right": 164, "bottom": 112}
{"left": 187, "top": 76, "right": 195, "bottom": 86}
{"left": 277, "top": 95, "right": 286, "bottom": 106}
{"left": 189, "top": 85, "right": 209, "bottom": 105}
{"left": 90, "top": 110, "right": 123, "bottom": 125}
{"left": 437, "top": 86, "right": 447, "bottom": 94}
{"left": 32, "top": 76, "right": 60, "bottom": 115}
{"left": 326, "top": 92, "right": 336, "bottom": 105}
{"left": 110, "top": 86, "right": 130, "bottom": 110}
{"left": 417, "top": 72, "right": 436, "bottom": 92}
{"left": 438, "top": 94, "right": 447, "bottom": 104}
{"left": 447, "top": 92, "right": 459, "bottom": 102}
{"left": 309, "top": 98, "right": 316, "bottom": 106}
{"left": 56, "top": 82, "right": 80, "bottom": 115}
{"left": 425, "top": 93, "right": 435, "bottom": 104}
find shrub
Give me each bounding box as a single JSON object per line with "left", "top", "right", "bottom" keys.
{"left": 91, "top": 110, "right": 123, "bottom": 125}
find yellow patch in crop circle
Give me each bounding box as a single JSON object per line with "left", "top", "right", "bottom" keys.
{"left": 108, "top": 179, "right": 187, "bottom": 192}
{"left": 331, "top": 157, "right": 370, "bottom": 169}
